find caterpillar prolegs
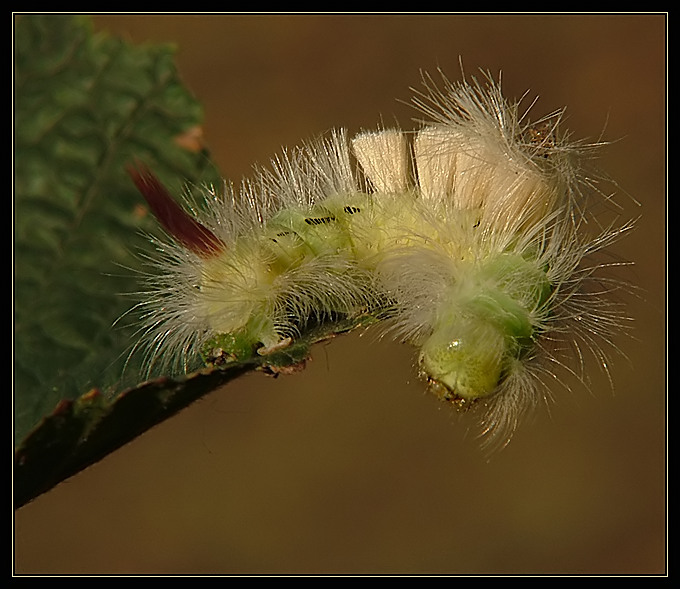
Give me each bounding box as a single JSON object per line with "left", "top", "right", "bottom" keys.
{"left": 128, "top": 72, "right": 632, "bottom": 447}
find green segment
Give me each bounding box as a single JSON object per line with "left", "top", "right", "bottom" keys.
{"left": 472, "top": 253, "right": 552, "bottom": 346}
{"left": 420, "top": 252, "right": 552, "bottom": 400}
{"left": 199, "top": 193, "right": 376, "bottom": 352}
{"left": 263, "top": 193, "right": 370, "bottom": 263}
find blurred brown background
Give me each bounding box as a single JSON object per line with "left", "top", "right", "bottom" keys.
{"left": 14, "top": 14, "right": 665, "bottom": 575}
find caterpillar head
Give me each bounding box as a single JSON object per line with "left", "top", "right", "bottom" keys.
{"left": 418, "top": 252, "right": 553, "bottom": 407}
{"left": 419, "top": 318, "right": 506, "bottom": 405}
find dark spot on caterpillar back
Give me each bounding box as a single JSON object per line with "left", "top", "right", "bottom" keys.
{"left": 304, "top": 216, "right": 336, "bottom": 226}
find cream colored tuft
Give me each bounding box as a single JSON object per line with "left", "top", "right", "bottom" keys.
{"left": 352, "top": 129, "right": 411, "bottom": 194}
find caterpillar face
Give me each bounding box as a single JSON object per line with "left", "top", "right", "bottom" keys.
{"left": 129, "top": 72, "right": 632, "bottom": 447}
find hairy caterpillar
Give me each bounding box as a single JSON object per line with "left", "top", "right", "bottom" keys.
{"left": 127, "top": 71, "right": 633, "bottom": 448}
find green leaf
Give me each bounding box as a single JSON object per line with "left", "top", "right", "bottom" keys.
{"left": 14, "top": 15, "right": 221, "bottom": 445}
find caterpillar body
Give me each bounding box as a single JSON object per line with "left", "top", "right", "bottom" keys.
{"left": 128, "top": 72, "right": 632, "bottom": 447}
